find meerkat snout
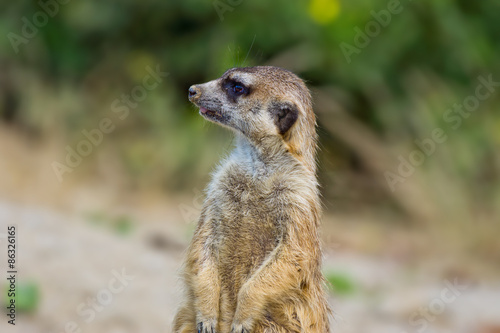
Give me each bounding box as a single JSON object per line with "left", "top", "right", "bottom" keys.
{"left": 188, "top": 85, "right": 200, "bottom": 100}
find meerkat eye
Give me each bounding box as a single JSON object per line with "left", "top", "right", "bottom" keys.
{"left": 222, "top": 79, "right": 249, "bottom": 101}
{"left": 231, "top": 83, "right": 248, "bottom": 96}
{"left": 233, "top": 85, "right": 244, "bottom": 94}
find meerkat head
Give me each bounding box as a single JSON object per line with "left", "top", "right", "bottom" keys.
{"left": 188, "top": 66, "right": 317, "bottom": 171}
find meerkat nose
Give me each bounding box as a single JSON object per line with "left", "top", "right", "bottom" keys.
{"left": 188, "top": 85, "right": 201, "bottom": 100}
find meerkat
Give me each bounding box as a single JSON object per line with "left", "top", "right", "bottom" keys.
{"left": 173, "top": 66, "right": 330, "bottom": 333}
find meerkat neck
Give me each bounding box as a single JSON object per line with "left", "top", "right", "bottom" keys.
{"left": 234, "top": 133, "right": 313, "bottom": 176}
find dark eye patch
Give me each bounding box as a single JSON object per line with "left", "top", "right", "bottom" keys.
{"left": 222, "top": 78, "right": 250, "bottom": 102}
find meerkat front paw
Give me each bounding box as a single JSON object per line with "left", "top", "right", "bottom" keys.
{"left": 230, "top": 323, "right": 250, "bottom": 333}
{"left": 230, "top": 317, "right": 253, "bottom": 333}
{"left": 197, "top": 320, "right": 217, "bottom": 333}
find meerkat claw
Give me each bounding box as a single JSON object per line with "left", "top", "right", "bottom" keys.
{"left": 197, "top": 322, "right": 215, "bottom": 333}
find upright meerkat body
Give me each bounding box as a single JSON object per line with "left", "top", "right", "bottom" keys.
{"left": 173, "top": 66, "right": 330, "bottom": 333}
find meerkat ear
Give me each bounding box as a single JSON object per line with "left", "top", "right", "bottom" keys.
{"left": 269, "top": 102, "right": 299, "bottom": 135}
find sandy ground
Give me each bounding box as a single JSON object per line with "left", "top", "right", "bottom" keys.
{"left": 0, "top": 200, "right": 499, "bottom": 333}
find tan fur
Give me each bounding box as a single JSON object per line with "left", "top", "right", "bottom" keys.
{"left": 173, "top": 66, "right": 330, "bottom": 333}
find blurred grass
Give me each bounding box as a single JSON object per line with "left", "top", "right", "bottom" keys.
{"left": 4, "top": 281, "right": 40, "bottom": 313}
{"left": 325, "top": 271, "right": 357, "bottom": 296}
{"left": 85, "top": 212, "right": 134, "bottom": 236}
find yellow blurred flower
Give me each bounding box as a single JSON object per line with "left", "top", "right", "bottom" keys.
{"left": 308, "top": 0, "right": 341, "bottom": 25}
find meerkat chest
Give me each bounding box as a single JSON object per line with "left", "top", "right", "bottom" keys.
{"left": 208, "top": 167, "right": 286, "bottom": 271}
{"left": 217, "top": 173, "right": 281, "bottom": 239}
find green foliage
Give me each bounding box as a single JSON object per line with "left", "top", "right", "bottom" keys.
{"left": 85, "top": 212, "right": 134, "bottom": 236}
{"left": 113, "top": 215, "right": 134, "bottom": 236}
{"left": 4, "top": 281, "right": 40, "bottom": 313}
{"left": 325, "top": 271, "right": 357, "bottom": 296}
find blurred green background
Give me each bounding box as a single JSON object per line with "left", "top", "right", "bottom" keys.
{"left": 2, "top": 0, "right": 498, "bottom": 254}
{"left": 0, "top": 1, "right": 499, "bottom": 331}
